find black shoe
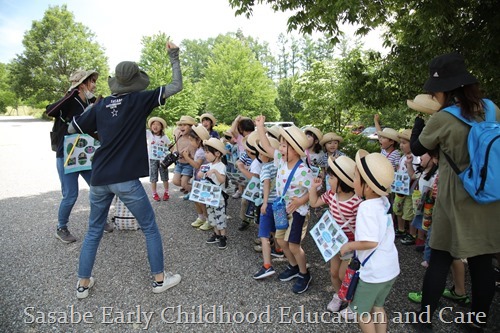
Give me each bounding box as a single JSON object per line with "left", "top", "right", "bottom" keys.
{"left": 238, "top": 221, "right": 250, "bottom": 231}
{"left": 401, "top": 234, "right": 416, "bottom": 245}
{"left": 206, "top": 233, "right": 220, "bottom": 244}
{"left": 218, "top": 236, "right": 227, "bottom": 250}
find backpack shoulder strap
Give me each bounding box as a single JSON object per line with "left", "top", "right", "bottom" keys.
{"left": 442, "top": 105, "right": 475, "bottom": 126}
{"left": 483, "top": 99, "right": 497, "bottom": 122}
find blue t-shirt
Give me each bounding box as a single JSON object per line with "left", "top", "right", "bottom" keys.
{"left": 73, "top": 87, "right": 166, "bottom": 186}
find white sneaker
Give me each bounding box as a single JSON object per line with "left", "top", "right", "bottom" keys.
{"left": 76, "top": 277, "right": 95, "bottom": 299}
{"left": 152, "top": 272, "right": 181, "bottom": 294}
{"left": 340, "top": 306, "right": 356, "bottom": 320}
{"left": 327, "top": 293, "right": 343, "bottom": 312}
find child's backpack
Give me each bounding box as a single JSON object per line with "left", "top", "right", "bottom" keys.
{"left": 442, "top": 99, "right": 500, "bottom": 204}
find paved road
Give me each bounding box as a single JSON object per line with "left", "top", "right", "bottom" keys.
{"left": 0, "top": 116, "right": 498, "bottom": 333}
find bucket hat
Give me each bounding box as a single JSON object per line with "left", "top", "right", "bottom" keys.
{"left": 255, "top": 137, "right": 280, "bottom": 158}
{"left": 108, "top": 61, "right": 149, "bottom": 94}
{"left": 320, "top": 132, "right": 344, "bottom": 146}
{"left": 68, "top": 69, "right": 98, "bottom": 91}
{"left": 148, "top": 117, "right": 167, "bottom": 129}
{"left": 203, "top": 138, "right": 227, "bottom": 155}
{"left": 303, "top": 126, "right": 324, "bottom": 142}
{"left": 377, "top": 128, "right": 400, "bottom": 143}
{"left": 200, "top": 113, "right": 217, "bottom": 125}
{"left": 192, "top": 124, "right": 210, "bottom": 141}
{"left": 407, "top": 94, "right": 442, "bottom": 115}
{"left": 355, "top": 149, "right": 394, "bottom": 196}
{"left": 423, "top": 52, "right": 478, "bottom": 92}
{"left": 328, "top": 155, "right": 356, "bottom": 188}
{"left": 278, "top": 126, "right": 308, "bottom": 157}
{"left": 397, "top": 129, "right": 412, "bottom": 141}
{"left": 176, "top": 115, "right": 197, "bottom": 126}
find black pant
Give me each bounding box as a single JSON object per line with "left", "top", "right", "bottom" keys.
{"left": 420, "top": 248, "right": 495, "bottom": 327}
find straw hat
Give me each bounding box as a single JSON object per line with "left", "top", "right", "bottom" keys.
{"left": 266, "top": 125, "right": 280, "bottom": 140}
{"left": 244, "top": 131, "right": 259, "bottom": 153}
{"left": 176, "top": 115, "right": 197, "bottom": 126}
{"left": 328, "top": 155, "right": 356, "bottom": 188}
{"left": 278, "top": 125, "right": 308, "bottom": 157}
{"left": 192, "top": 124, "right": 210, "bottom": 141}
{"left": 108, "top": 61, "right": 149, "bottom": 94}
{"left": 397, "top": 129, "right": 412, "bottom": 141}
{"left": 407, "top": 94, "right": 442, "bottom": 115}
{"left": 424, "top": 52, "right": 478, "bottom": 93}
{"left": 255, "top": 137, "right": 279, "bottom": 158}
{"left": 68, "top": 69, "right": 98, "bottom": 91}
{"left": 377, "top": 128, "right": 400, "bottom": 143}
{"left": 303, "top": 126, "right": 324, "bottom": 141}
{"left": 320, "top": 132, "right": 344, "bottom": 145}
{"left": 203, "top": 138, "right": 227, "bottom": 155}
{"left": 147, "top": 117, "right": 167, "bottom": 129}
{"left": 200, "top": 113, "right": 217, "bottom": 125}
{"left": 223, "top": 130, "right": 233, "bottom": 138}
{"left": 355, "top": 149, "right": 394, "bottom": 196}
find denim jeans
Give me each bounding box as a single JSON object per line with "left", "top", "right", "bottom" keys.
{"left": 56, "top": 157, "right": 91, "bottom": 229}
{"left": 78, "top": 179, "right": 164, "bottom": 278}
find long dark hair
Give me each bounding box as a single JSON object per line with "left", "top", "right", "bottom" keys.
{"left": 439, "top": 83, "right": 484, "bottom": 121}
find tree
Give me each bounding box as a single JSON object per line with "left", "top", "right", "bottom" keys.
{"left": 229, "top": 0, "right": 500, "bottom": 101}
{"left": 0, "top": 63, "right": 17, "bottom": 113}
{"left": 139, "top": 32, "right": 201, "bottom": 125}
{"left": 275, "top": 76, "right": 302, "bottom": 124}
{"left": 8, "top": 5, "right": 109, "bottom": 107}
{"left": 199, "top": 37, "right": 279, "bottom": 124}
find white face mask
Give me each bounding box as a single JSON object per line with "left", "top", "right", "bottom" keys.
{"left": 84, "top": 90, "right": 94, "bottom": 100}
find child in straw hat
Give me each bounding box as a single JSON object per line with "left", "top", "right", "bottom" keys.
{"left": 309, "top": 156, "right": 362, "bottom": 312}
{"left": 255, "top": 115, "right": 314, "bottom": 294}
{"left": 171, "top": 115, "right": 197, "bottom": 196}
{"left": 374, "top": 114, "right": 401, "bottom": 171}
{"left": 393, "top": 129, "right": 420, "bottom": 240}
{"left": 199, "top": 138, "right": 229, "bottom": 249}
{"left": 147, "top": 116, "right": 171, "bottom": 201}
{"left": 252, "top": 136, "right": 280, "bottom": 280}
{"left": 339, "top": 150, "right": 400, "bottom": 333}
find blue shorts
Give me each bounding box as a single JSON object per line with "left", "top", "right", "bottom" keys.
{"left": 174, "top": 162, "right": 193, "bottom": 177}
{"left": 274, "top": 211, "right": 308, "bottom": 244}
{"left": 258, "top": 203, "right": 276, "bottom": 238}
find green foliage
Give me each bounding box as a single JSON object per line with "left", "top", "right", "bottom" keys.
{"left": 275, "top": 76, "right": 302, "bottom": 124}
{"left": 139, "top": 32, "right": 202, "bottom": 126}
{"left": 199, "top": 38, "right": 279, "bottom": 124}
{"left": 0, "top": 63, "right": 17, "bottom": 113}
{"left": 8, "top": 5, "right": 109, "bottom": 106}
{"left": 341, "top": 132, "right": 380, "bottom": 159}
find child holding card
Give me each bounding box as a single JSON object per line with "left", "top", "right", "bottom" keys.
{"left": 309, "top": 156, "right": 362, "bottom": 312}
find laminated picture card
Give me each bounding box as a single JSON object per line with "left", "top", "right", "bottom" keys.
{"left": 309, "top": 211, "right": 349, "bottom": 262}
{"left": 63, "top": 134, "right": 100, "bottom": 174}
{"left": 189, "top": 180, "right": 223, "bottom": 207}
{"left": 391, "top": 170, "right": 411, "bottom": 195}
{"left": 242, "top": 176, "right": 261, "bottom": 204}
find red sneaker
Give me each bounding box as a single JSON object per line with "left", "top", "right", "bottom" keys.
{"left": 153, "top": 193, "right": 160, "bottom": 201}
{"left": 163, "top": 192, "right": 170, "bottom": 201}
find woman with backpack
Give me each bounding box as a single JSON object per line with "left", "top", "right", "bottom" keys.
{"left": 410, "top": 52, "right": 500, "bottom": 332}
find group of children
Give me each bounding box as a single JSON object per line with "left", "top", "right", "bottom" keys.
{"left": 141, "top": 104, "right": 463, "bottom": 333}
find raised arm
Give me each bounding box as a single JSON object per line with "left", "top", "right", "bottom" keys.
{"left": 255, "top": 115, "right": 276, "bottom": 157}
{"left": 162, "top": 41, "right": 183, "bottom": 99}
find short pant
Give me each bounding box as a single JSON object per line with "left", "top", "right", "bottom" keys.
{"left": 350, "top": 277, "right": 397, "bottom": 316}
{"left": 174, "top": 162, "right": 194, "bottom": 177}
{"left": 274, "top": 211, "right": 308, "bottom": 244}
{"left": 258, "top": 203, "right": 276, "bottom": 238}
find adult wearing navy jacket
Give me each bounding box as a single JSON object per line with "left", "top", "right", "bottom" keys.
{"left": 69, "top": 41, "right": 183, "bottom": 299}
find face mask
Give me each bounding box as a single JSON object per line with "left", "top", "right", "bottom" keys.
{"left": 84, "top": 89, "right": 94, "bottom": 100}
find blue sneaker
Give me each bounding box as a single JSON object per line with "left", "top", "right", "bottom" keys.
{"left": 278, "top": 264, "right": 300, "bottom": 281}
{"left": 292, "top": 271, "right": 312, "bottom": 294}
{"left": 253, "top": 266, "right": 275, "bottom": 280}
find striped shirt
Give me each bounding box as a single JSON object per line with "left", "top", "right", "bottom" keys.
{"left": 381, "top": 148, "right": 401, "bottom": 171}
{"left": 260, "top": 162, "right": 278, "bottom": 203}
{"left": 321, "top": 190, "right": 362, "bottom": 241}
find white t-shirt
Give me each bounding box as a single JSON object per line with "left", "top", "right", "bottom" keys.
{"left": 355, "top": 196, "right": 400, "bottom": 283}
{"left": 208, "top": 161, "right": 226, "bottom": 188}
{"left": 273, "top": 151, "right": 313, "bottom": 216}
{"left": 249, "top": 158, "right": 262, "bottom": 175}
